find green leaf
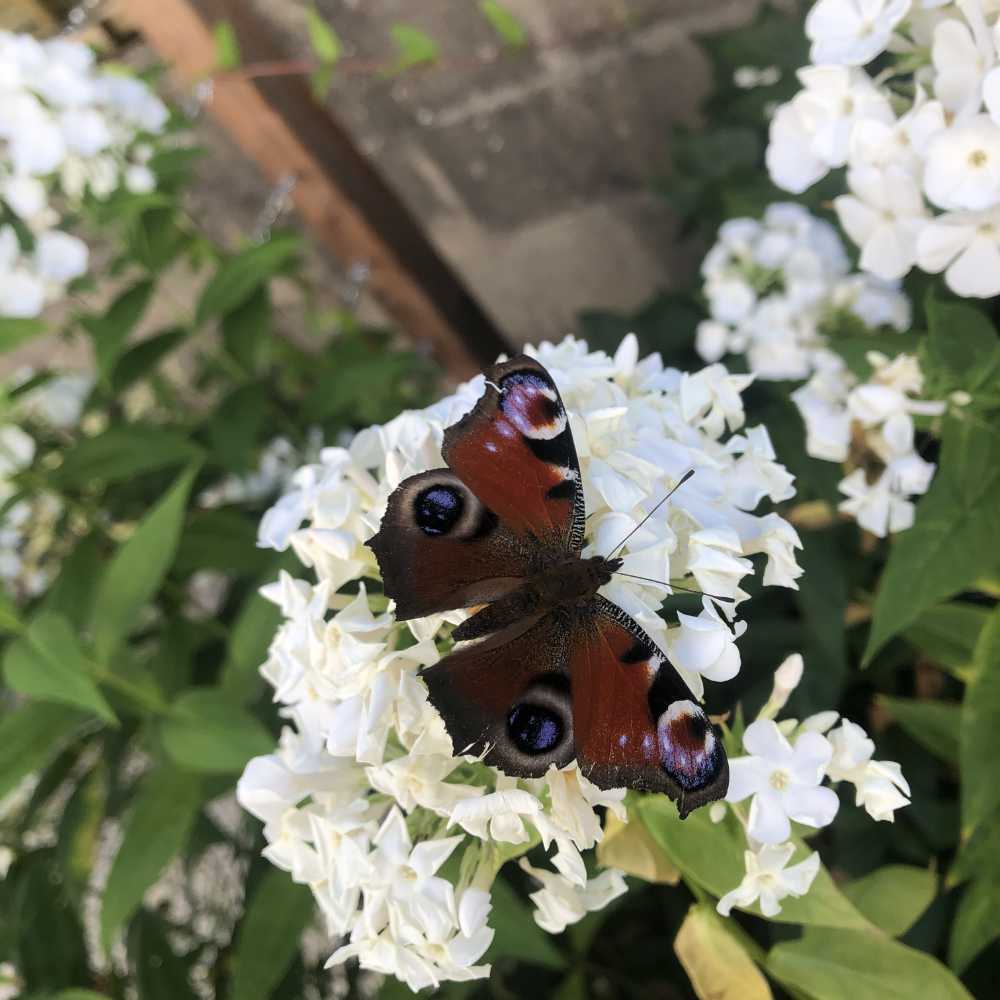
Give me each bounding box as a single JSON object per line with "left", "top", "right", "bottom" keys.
{"left": 100, "top": 766, "right": 202, "bottom": 948}
{"left": 174, "top": 509, "right": 271, "bottom": 576}
{"left": 4, "top": 613, "right": 117, "bottom": 724}
{"left": 220, "top": 582, "right": 285, "bottom": 703}
{"left": 81, "top": 279, "right": 154, "bottom": 380}
{"left": 220, "top": 285, "right": 272, "bottom": 373}
{"left": 390, "top": 23, "right": 440, "bottom": 71}
{"left": 306, "top": 7, "right": 342, "bottom": 64}
{"left": 196, "top": 236, "right": 299, "bottom": 325}
{"left": 949, "top": 876, "right": 1000, "bottom": 973}
{"left": 89, "top": 463, "right": 200, "bottom": 660}
{"left": 926, "top": 295, "right": 999, "bottom": 389}
{"left": 55, "top": 424, "right": 200, "bottom": 487}
{"left": 0, "top": 702, "right": 87, "bottom": 800}
{"left": 638, "top": 797, "right": 869, "bottom": 929}
{"left": 207, "top": 382, "right": 267, "bottom": 473}
{"left": 878, "top": 696, "right": 960, "bottom": 763}
{"left": 843, "top": 865, "right": 937, "bottom": 937}
{"left": 960, "top": 606, "right": 1000, "bottom": 837}
{"left": 487, "top": 877, "right": 568, "bottom": 970}
{"left": 128, "top": 908, "right": 200, "bottom": 1000}
{"left": 160, "top": 688, "right": 273, "bottom": 773}
{"left": 479, "top": 1, "right": 527, "bottom": 46}
{"left": 110, "top": 327, "right": 188, "bottom": 394}
{"left": 768, "top": 927, "right": 972, "bottom": 1000}
{"left": 863, "top": 418, "right": 1000, "bottom": 665}
{"left": 0, "top": 589, "right": 22, "bottom": 635}
{"left": 0, "top": 318, "right": 46, "bottom": 353}
{"left": 229, "top": 867, "right": 315, "bottom": 1000}
{"left": 213, "top": 20, "right": 241, "bottom": 70}
{"left": 904, "top": 601, "right": 989, "bottom": 677}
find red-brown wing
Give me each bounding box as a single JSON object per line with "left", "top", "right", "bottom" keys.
{"left": 443, "top": 355, "right": 584, "bottom": 553}
{"left": 570, "top": 597, "right": 728, "bottom": 817}
{"left": 421, "top": 612, "right": 576, "bottom": 778}
{"left": 367, "top": 469, "right": 531, "bottom": 620}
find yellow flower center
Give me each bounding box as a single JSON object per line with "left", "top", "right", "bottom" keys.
{"left": 969, "top": 149, "right": 989, "bottom": 168}
{"left": 769, "top": 768, "right": 791, "bottom": 791}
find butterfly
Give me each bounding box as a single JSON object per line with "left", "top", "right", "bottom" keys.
{"left": 367, "top": 355, "right": 728, "bottom": 817}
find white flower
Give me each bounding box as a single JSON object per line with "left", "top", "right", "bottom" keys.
{"left": 923, "top": 115, "right": 1000, "bottom": 211}
{"left": 519, "top": 860, "right": 627, "bottom": 934}
{"left": 916, "top": 206, "right": 1000, "bottom": 296}
{"left": 726, "top": 719, "right": 840, "bottom": 844}
{"left": 34, "top": 231, "right": 88, "bottom": 284}
{"left": 668, "top": 599, "right": 746, "bottom": 689}
{"left": 448, "top": 776, "right": 541, "bottom": 842}
{"left": 717, "top": 843, "right": 821, "bottom": 917}
{"left": 764, "top": 653, "right": 805, "bottom": 717}
{"left": 826, "top": 719, "right": 910, "bottom": 821}
{"left": 767, "top": 67, "right": 894, "bottom": 193}
{"left": 835, "top": 164, "right": 929, "bottom": 279}
{"left": 931, "top": 17, "right": 994, "bottom": 120}
{"left": 848, "top": 96, "right": 946, "bottom": 172}
{"left": 806, "top": 0, "right": 911, "bottom": 67}
{"left": 1, "top": 176, "right": 46, "bottom": 220}
{"left": 837, "top": 468, "right": 915, "bottom": 535}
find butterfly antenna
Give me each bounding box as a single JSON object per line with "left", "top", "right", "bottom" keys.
{"left": 609, "top": 469, "right": 695, "bottom": 559}
{"left": 614, "top": 571, "right": 735, "bottom": 604}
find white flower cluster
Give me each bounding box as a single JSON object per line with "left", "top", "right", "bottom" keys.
{"left": 238, "top": 335, "right": 806, "bottom": 991}
{"left": 769, "top": 0, "right": 1000, "bottom": 297}
{"left": 0, "top": 31, "right": 170, "bottom": 318}
{"left": 0, "top": 371, "right": 92, "bottom": 598}
{"left": 716, "top": 653, "right": 910, "bottom": 918}
{"left": 696, "top": 203, "right": 944, "bottom": 537}
{"left": 695, "top": 202, "right": 911, "bottom": 381}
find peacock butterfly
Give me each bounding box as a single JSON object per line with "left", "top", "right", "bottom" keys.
{"left": 367, "top": 355, "right": 728, "bottom": 817}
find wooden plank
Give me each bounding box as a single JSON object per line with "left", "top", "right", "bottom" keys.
{"left": 0, "top": 0, "right": 57, "bottom": 34}
{"left": 121, "top": 0, "right": 510, "bottom": 380}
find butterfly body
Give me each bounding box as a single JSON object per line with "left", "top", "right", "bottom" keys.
{"left": 367, "top": 355, "right": 728, "bottom": 817}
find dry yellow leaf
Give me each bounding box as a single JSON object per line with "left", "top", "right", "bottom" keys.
{"left": 596, "top": 810, "right": 680, "bottom": 885}
{"left": 674, "top": 905, "right": 773, "bottom": 1000}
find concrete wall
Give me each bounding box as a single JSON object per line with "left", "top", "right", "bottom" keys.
{"left": 249, "top": 0, "right": 762, "bottom": 346}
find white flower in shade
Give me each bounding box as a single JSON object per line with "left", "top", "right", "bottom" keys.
{"left": 791, "top": 366, "right": 853, "bottom": 463}
{"left": 826, "top": 719, "right": 911, "bottom": 821}
{"left": 667, "top": 599, "right": 746, "bottom": 689}
{"left": 765, "top": 653, "right": 805, "bottom": 716}
{"left": 767, "top": 67, "right": 894, "bottom": 193}
{"left": 125, "top": 163, "right": 156, "bottom": 194}
{"left": 519, "top": 860, "right": 627, "bottom": 934}
{"left": 717, "top": 844, "right": 821, "bottom": 917}
{"left": 679, "top": 365, "right": 754, "bottom": 438}
{"left": 923, "top": 115, "right": 1000, "bottom": 210}
{"left": 726, "top": 719, "right": 840, "bottom": 844}
{"left": 837, "top": 468, "right": 916, "bottom": 535}
{"left": 1, "top": 176, "right": 46, "bottom": 221}
{"left": 931, "top": 17, "right": 994, "bottom": 120}
{"left": 449, "top": 776, "right": 541, "bottom": 843}
{"left": 835, "top": 165, "right": 929, "bottom": 279}
{"left": 916, "top": 206, "right": 1000, "bottom": 297}
{"left": 59, "top": 106, "right": 112, "bottom": 156}
{"left": 848, "top": 96, "right": 947, "bottom": 172}
{"left": 806, "top": 0, "right": 910, "bottom": 67}
{"left": 831, "top": 274, "right": 912, "bottom": 330}
{"left": 695, "top": 320, "right": 730, "bottom": 363}
{"left": 34, "top": 230, "right": 88, "bottom": 284}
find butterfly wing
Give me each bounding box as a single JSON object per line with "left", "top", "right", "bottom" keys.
{"left": 443, "top": 355, "right": 585, "bottom": 553}
{"left": 369, "top": 355, "right": 583, "bottom": 620}
{"left": 421, "top": 611, "right": 576, "bottom": 777}
{"left": 367, "top": 469, "right": 532, "bottom": 620}
{"left": 570, "top": 597, "right": 729, "bottom": 817}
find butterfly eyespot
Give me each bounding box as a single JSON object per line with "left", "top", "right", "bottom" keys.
{"left": 414, "top": 485, "right": 465, "bottom": 536}
{"left": 507, "top": 702, "right": 564, "bottom": 755}
{"left": 656, "top": 700, "right": 720, "bottom": 791}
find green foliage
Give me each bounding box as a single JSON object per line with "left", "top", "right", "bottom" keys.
{"left": 843, "top": 865, "right": 937, "bottom": 937}
{"left": 213, "top": 20, "right": 242, "bottom": 70}
{"left": 479, "top": 1, "right": 528, "bottom": 47}
{"left": 390, "top": 23, "right": 441, "bottom": 72}
{"left": 229, "top": 868, "right": 315, "bottom": 1000}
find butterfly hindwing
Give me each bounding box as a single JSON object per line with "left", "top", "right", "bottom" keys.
{"left": 368, "top": 469, "right": 532, "bottom": 620}
{"left": 421, "top": 611, "right": 576, "bottom": 778}
{"left": 570, "top": 597, "right": 728, "bottom": 817}
{"left": 443, "top": 355, "right": 585, "bottom": 553}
